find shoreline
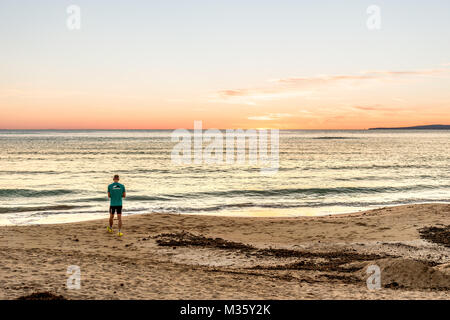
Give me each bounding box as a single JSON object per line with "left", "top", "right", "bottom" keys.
{"left": 0, "top": 203, "right": 449, "bottom": 299}
{"left": 3, "top": 201, "right": 450, "bottom": 226}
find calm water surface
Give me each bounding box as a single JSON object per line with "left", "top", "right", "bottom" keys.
{"left": 1, "top": 130, "right": 449, "bottom": 224}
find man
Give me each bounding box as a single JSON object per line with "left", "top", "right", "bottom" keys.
{"left": 107, "top": 174, "right": 126, "bottom": 236}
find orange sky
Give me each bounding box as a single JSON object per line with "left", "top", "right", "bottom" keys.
{"left": 1, "top": 67, "right": 449, "bottom": 129}
{"left": 1, "top": 2, "right": 450, "bottom": 129}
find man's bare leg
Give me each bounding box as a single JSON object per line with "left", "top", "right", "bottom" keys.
{"left": 117, "top": 214, "right": 122, "bottom": 231}
{"left": 109, "top": 213, "right": 114, "bottom": 228}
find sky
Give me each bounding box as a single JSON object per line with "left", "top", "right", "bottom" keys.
{"left": 1, "top": 0, "right": 450, "bottom": 129}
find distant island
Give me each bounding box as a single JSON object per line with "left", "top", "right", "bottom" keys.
{"left": 369, "top": 124, "right": 450, "bottom": 130}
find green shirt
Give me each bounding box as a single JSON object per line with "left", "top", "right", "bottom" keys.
{"left": 108, "top": 182, "right": 126, "bottom": 206}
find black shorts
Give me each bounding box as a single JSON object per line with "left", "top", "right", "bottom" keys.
{"left": 110, "top": 206, "right": 123, "bottom": 215}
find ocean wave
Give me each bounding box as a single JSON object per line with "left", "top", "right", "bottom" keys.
{"left": 0, "top": 170, "right": 61, "bottom": 175}
{"left": 333, "top": 174, "right": 443, "bottom": 181}
{"left": 0, "top": 205, "right": 85, "bottom": 214}
{"left": 312, "top": 137, "right": 356, "bottom": 140}
{"left": 0, "top": 165, "right": 444, "bottom": 178}
{"left": 6, "top": 199, "right": 450, "bottom": 217}
{"left": 0, "top": 189, "right": 74, "bottom": 198}
{"left": 175, "top": 184, "right": 450, "bottom": 198}
{"left": 301, "top": 164, "right": 440, "bottom": 171}
{"left": 58, "top": 184, "right": 450, "bottom": 204}
{"left": 126, "top": 195, "right": 173, "bottom": 201}
{"left": 67, "top": 195, "right": 173, "bottom": 203}
{"left": 139, "top": 199, "right": 450, "bottom": 214}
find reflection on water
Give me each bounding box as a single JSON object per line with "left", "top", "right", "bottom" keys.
{"left": 1, "top": 129, "right": 449, "bottom": 224}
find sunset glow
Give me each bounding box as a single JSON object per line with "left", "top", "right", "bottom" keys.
{"left": 1, "top": 1, "right": 449, "bottom": 129}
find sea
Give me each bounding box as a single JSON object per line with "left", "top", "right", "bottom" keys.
{"left": 1, "top": 129, "right": 449, "bottom": 224}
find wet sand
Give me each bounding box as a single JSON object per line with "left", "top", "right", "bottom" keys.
{"left": 0, "top": 203, "right": 449, "bottom": 300}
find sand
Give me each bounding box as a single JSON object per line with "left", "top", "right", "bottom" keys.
{"left": 0, "top": 203, "right": 449, "bottom": 300}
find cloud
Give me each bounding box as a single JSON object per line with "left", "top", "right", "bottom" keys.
{"left": 216, "top": 89, "right": 313, "bottom": 100}
{"left": 218, "top": 89, "right": 249, "bottom": 97}
{"left": 353, "top": 105, "right": 383, "bottom": 111}
{"left": 213, "top": 67, "right": 448, "bottom": 104}
{"left": 248, "top": 113, "right": 293, "bottom": 121}
{"left": 271, "top": 74, "right": 374, "bottom": 85}
{"left": 211, "top": 88, "right": 313, "bottom": 106}
{"left": 272, "top": 69, "right": 445, "bottom": 85}
{"left": 352, "top": 105, "right": 409, "bottom": 114}
{"left": 248, "top": 115, "right": 276, "bottom": 121}
{"left": 362, "top": 69, "right": 444, "bottom": 76}
{"left": 353, "top": 105, "right": 402, "bottom": 111}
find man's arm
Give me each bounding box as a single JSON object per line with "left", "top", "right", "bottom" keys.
{"left": 108, "top": 192, "right": 111, "bottom": 198}
{"left": 122, "top": 192, "right": 126, "bottom": 198}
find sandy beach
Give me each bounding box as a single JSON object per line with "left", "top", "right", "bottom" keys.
{"left": 0, "top": 203, "right": 449, "bottom": 300}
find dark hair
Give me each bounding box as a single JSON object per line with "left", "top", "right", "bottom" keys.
{"left": 113, "top": 175, "right": 120, "bottom": 180}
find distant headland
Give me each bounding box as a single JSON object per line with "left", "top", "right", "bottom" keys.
{"left": 369, "top": 124, "right": 450, "bottom": 130}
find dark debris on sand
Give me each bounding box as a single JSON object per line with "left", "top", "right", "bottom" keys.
{"left": 153, "top": 231, "right": 254, "bottom": 251}
{"left": 153, "top": 231, "right": 390, "bottom": 278}
{"left": 419, "top": 225, "right": 450, "bottom": 248}
{"left": 250, "top": 249, "right": 388, "bottom": 274}
{"left": 16, "top": 291, "right": 66, "bottom": 300}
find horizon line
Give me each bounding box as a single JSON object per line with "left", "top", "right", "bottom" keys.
{"left": 0, "top": 124, "right": 448, "bottom": 131}
{"left": 0, "top": 128, "right": 371, "bottom": 131}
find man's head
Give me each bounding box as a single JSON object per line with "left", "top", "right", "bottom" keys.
{"left": 113, "top": 174, "right": 120, "bottom": 182}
